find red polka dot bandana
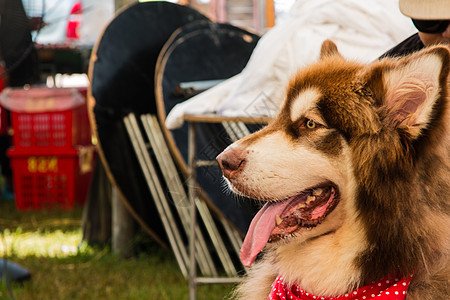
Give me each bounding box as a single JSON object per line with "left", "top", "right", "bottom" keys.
{"left": 268, "top": 274, "right": 413, "bottom": 300}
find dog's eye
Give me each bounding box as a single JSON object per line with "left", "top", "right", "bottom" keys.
{"left": 297, "top": 118, "right": 323, "bottom": 131}
{"left": 306, "top": 119, "right": 316, "bottom": 129}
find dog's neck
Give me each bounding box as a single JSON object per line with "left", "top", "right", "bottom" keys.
{"left": 270, "top": 216, "right": 367, "bottom": 296}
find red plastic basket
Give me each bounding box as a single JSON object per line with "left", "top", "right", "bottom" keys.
{"left": 7, "top": 147, "right": 95, "bottom": 210}
{"left": 0, "top": 87, "right": 91, "bottom": 150}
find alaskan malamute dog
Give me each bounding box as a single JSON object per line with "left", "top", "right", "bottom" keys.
{"left": 217, "top": 41, "right": 449, "bottom": 299}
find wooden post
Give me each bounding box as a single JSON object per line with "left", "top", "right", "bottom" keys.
{"left": 111, "top": 186, "right": 134, "bottom": 258}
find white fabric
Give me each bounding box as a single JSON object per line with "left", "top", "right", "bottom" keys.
{"left": 165, "top": 0, "right": 417, "bottom": 129}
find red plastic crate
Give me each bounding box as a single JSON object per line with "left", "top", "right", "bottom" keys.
{"left": 0, "top": 87, "right": 91, "bottom": 150}
{"left": 7, "top": 147, "right": 95, "bottom": 210}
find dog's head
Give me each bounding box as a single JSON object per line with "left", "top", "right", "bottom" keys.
{"left": 217, "top": 41, "right": 449, "bottom": 283}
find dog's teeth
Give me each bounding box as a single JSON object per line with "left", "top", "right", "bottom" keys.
{"left": 297, "top": 203, "right": 306, "bottom": 209}
{"left": 276, "top": 215, "right": 282, "bottom": 225}
{"left": 307, "top": 227, "right": 312, "bottom": 231}
{"left": 312, "top": 188, "right": 323, "bottom": 196}
{"left": 306, "top": 196, "right": 316, "bottom": 204}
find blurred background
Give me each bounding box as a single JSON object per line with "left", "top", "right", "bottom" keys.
{"left": 0, "top": 0, "right": 294, "bottom": 299}
{"left": 0, "top": 0, "right": 415, "bottom": 299}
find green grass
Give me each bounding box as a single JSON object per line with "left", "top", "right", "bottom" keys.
{"left": 0, "top": 201, "right": 235, "bottom": 299}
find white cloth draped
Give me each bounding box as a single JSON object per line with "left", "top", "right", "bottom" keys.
{"left": 165, "top": 0, "right": 416, "bottom": 129}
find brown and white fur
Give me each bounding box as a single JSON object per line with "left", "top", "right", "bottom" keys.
{"left": 217, "top": 41, "right": 450, "bottom": 299}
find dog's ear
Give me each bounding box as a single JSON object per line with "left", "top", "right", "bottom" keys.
{"left": 380, "top": 46, "right": 449, "bottom": 138}
{"left": 319, "top": 40, "right": 342, "bottom": 59}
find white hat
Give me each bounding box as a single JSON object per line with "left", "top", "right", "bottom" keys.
{"left": 399, "top": 0, "right": 450, "bottom": 20}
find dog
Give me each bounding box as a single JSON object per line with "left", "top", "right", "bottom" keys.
{"left": 217, "top": 40, "right": 450, "bottom": 299}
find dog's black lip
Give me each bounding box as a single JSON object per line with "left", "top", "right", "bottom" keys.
{"left": 230, "top": 181, "right": 339, "bottom": 208}
{"left": 306, "top": 229, "right": 336, "bottom": 242}
{"left": 269, "top": 228, "right": 337, "bottom": 244}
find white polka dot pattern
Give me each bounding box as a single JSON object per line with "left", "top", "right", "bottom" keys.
{"left": 268, "top": 274, "right": 413, "bottom": 300}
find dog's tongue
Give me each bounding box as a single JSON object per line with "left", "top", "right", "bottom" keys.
{"left": 240, "top": 201, "right": 287, "bottom": 268}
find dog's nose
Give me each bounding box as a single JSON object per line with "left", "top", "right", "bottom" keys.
{"left": 217, "top": 147, "right": 246, "bottom": 179}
